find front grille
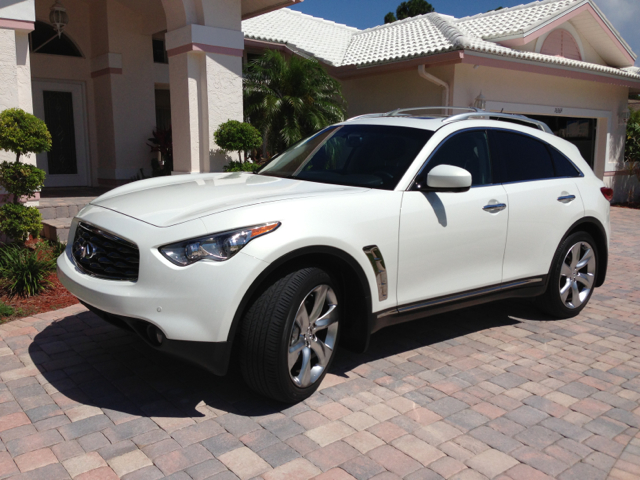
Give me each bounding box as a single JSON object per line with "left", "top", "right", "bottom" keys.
{"left": 72, "top": 222, "right": 140, "bottom": 281}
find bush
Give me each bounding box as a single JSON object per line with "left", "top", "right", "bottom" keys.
{"left": 0, "top": 108, "right": 52, "bottom": 163}
{"left": 0, "top": 301, "right": 14, "bottom": 319}
{"left": 214, "top": 120, "right": 262, "bottom": 162}
{"left": 0, "top": 243, "right": 56, "bottom": 297}
{"left": 0, "top": 203, "right": 43, "bottom": 243}
{"left": 223, "top": 161, "right": 262, "bottom": 173}
{"left": 0, "top": 162, "right": 46, "bottom": 200}
{"left": 626, "top": 108, "right": 640, "bottom": 164}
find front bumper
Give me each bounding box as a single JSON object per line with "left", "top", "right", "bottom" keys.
{"left": 57, "top": 205, "right": 269, "bottom": 347}
{"left": 80, "top": 301, "right": 232, "bottom": 375}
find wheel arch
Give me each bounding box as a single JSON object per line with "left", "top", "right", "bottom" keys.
{"left": 562, "top": 217, "right": 608, "bottom": 288}
{"left": 224, "top": 246, "right": 374, "bottom": 375}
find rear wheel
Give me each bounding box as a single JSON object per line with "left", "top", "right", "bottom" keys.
{"left": 239, "top": 267, "right": 340, "bottom": 403}
{"left": 537, "top": 232, "right": 598, "bottom": 318}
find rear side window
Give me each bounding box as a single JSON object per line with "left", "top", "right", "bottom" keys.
{"left": 489, "top": 130, "right": 555, "bottom": 183}
{"left": 550, "top": 147, "right": 581, "bottom": 177}
{"left": 423, "top": 130, "right": 493, "bottom": 186}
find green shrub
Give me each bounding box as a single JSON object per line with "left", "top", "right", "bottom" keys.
{"left": 46, "top": 238, "right": 67, "bottom": 258}
{"left": 0, "top": 301, "right": 14, "bottom": 319}
{"left": 0, "top": 203, "right": 43, "bottom": 243}
{"left": 223, "top": 161, "right": 262, "bottom": 173}
{"left": 0, "top": 162, "right": 46, "bottom": 201}
{"left": 0, "top": 243, "right": 56, "bottom": 297}
{"left": 0, "top": 108, "right": 52, "bottom": 163}
{"left": 214, "top": 120, "right": 263, "bottom": 162}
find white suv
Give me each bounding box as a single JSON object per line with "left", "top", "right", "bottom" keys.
{"left": 58, "top": 108, "right": 612, "bottom": 403}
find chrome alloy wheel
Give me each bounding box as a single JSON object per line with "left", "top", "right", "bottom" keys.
{"left": 288, "top": 285, "right": 339, "bottom": 388}
{"left": 559, "top": 241, "right": 596, "bottom": 309}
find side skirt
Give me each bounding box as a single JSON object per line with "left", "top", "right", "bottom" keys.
{"left": 372, "top": 276, "right": 547, "bottom": 333}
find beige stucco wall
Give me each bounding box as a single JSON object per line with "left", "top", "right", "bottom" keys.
{"left": 341, "top": 65, "right": 455, "bottom": 118}
{"left": 453, "top": 62, "right": 629, "bottom": 180}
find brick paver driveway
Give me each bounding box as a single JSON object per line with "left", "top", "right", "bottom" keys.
{"left": 1, "top": 208, "right": 639, "bottom": 480}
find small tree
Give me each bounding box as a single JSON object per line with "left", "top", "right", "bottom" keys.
{"left": 214, "top": 120, "right": 262, "bottom": 163}
{"left": 385, "top": 0, "right": 434, "bottom": 23}
{"left": 0, "top": 108, "right": 52, "bottom": 165}
{"left": 0, "top": 108, "right": 50, "bottom": 242}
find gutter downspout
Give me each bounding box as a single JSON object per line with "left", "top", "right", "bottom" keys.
{"left": 418, "top": 65, "right": 450, "bottom": 107}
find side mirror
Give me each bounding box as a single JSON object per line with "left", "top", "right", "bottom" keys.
{"left": 416, "top": 164, "right": 472, "bottom": 192}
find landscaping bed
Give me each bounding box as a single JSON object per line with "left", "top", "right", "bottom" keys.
{"left": 0, "top": 238, "right": 77, "bottom": 323}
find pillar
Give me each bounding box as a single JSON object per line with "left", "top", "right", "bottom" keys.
{"left": 163, "top": 0, "right": 244, "bottom": 173}
{"left": 0, "top": 0, "right": 36, "bottom": 165}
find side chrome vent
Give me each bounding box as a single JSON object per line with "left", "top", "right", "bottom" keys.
{"left": 363, "top": 245, "right": 388, "bottom": 301}
{"left": 72, "top": 222, "right": 140, "bottom": 281}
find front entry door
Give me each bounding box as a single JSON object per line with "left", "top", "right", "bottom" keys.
{"left": 397, "top": 130, "right": 509, "bottom": 306}
{"left": 32, "top": 81, "right": 89, "bottom": 187}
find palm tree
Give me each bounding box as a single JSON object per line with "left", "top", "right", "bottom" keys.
{"left": 244, "top": 50, "right": 347, "bottom": 157}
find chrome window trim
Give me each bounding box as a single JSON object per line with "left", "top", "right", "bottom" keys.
{"left": 363, "top": 245, "right": 388, "bottom": 301}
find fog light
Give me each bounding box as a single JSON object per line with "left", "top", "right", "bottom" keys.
{"left": 147, "top": 325, "right": 165, "bottom": 346}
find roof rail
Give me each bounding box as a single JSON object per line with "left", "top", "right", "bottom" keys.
{"left": 442, "top": 112, "right": 554, "bottom": 134}
{"left": 384, "top": 106, "right": 478, "bottom": 117}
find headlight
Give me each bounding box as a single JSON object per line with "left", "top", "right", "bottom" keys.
{"left": 159, "top": 222, "right": 281, "bottom": 266}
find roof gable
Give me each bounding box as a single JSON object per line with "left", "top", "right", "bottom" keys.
{"left": 456, "top": 0, "right": 635, "bottom": 67}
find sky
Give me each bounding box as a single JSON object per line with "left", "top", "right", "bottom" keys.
{"left": 288, "top": 0, "right": 640, "bottom": 65}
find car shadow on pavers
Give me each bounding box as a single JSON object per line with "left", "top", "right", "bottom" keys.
{"left": 28, "top": 297, "right": 554, "bottom": 422}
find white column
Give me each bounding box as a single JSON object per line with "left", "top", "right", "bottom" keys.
{"left": 164, "top": 6, "right": 245, "bottom": 174}
{"left": 0, "top": 3, "right": 36, "bottom": 165}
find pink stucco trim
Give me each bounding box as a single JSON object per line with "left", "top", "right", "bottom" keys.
{"left": 167, "top": 43, "right": 244, "bottom": 58}
{"left": 0, "top": 18, "right": 35, "bottom": 32}
{"left": 462, "top": 53, "right": 640, "bottom": 89}
{"left": 497, "top": 4, "right": 635, "bottom": 65}
{"left": 242, "top": 0, "right": 304, "bottom": 20}
{"left": 603, "top": 171, "right": 633, "bottom": 177}
{"left": 91, "top": 68, "right": 123, "bottom": 78}
{"left": 331, "top": 51, "right": 465, "bottom": 80}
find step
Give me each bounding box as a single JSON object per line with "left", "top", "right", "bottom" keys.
{"left": 42, "top": 218, "right": 72, "bottom": 244}
{"left": 37, "top": 197, "right": 96, "bottom": 221}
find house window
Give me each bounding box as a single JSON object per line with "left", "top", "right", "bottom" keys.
{"left": 541, "top": 30, "right": 582, "bottom": 61}
{"left": 29, "top": 21, "right": 82, "bottom": 57}
{"left": 153, "top": 39, "right": 168, "bottom": 64}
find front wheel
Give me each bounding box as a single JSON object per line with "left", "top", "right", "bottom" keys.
{"left": 536, "top": 232, "right": 598, "bottom": 318}
{"left": 239, "top": 268, "right": 340, "bottom": 403}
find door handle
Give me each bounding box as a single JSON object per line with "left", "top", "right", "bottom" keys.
{"left": 558, "top": 195, "right": 576, "bottom": 203}
{"left": 483, "top": 203, "right": 507, "bottom": 213}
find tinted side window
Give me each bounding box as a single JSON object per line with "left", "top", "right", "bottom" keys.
{"left": 489, "top": 130, "right": 555, "bottom": 183}
{"left": 550, "top": 147, "right": 581, "bottom": 178}
{"left": 424, "top": 130, "right": 492, "bottom": 186}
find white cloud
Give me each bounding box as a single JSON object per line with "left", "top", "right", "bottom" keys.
{"left": 593, "top": 0, "right": 640, "bottom": 63}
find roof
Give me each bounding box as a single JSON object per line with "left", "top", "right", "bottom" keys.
{"left": 242, "top": 9, "right": 358, "bottom": 66}
{"left": 242, "top": 0, "right": 640, "bottom": 83}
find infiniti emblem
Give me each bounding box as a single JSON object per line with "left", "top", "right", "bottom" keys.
{"left": 74, "top": 239, "right": 98, "bottom": 261}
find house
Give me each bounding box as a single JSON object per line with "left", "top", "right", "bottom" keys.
{"left": 243, "top": 0, "right": 640, "bottom": 201}
{"left": 0, "top": 0, "right": 302, "bottom": 194}
{"left": 0, "top": 0, "right": 638, "bottom": 202}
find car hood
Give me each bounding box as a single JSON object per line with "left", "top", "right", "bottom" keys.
{"left": 90, "top": 172, "right": 366, "bottom": 227}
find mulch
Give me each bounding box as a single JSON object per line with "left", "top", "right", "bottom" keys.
{"left": 614, "top": 202, "right": 640, "bottom": 210}
{"left": 1, "top": 273, "right": 78, "bottom": 323}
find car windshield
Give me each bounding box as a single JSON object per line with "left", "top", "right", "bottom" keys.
{"left": 258, "top": 125, "right": 434, "bottom": 190}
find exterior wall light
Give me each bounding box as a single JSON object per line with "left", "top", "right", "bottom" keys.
{"left": 474, "top": 92, "right": 487, "bottom": 110}
{"left": 619, "top": 108, "right": 631, "bottom": 126}
{"left": 50, "top": 1, "right": 69, "bottom": 38}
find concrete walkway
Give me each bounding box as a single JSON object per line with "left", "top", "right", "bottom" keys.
{"left": 0, "top": 207, "right": 639, "bottom": 480}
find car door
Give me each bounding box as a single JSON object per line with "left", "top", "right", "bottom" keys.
{"left": 397, "top": 129, "right": 509, "bottom": 306}
{"left": 488, "top": 129, "right": 585, "bottom": 283}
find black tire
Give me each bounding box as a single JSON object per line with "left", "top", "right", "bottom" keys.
{"left": 536, "top": 232, "right": 598, "bottom": 318}
{"left": 239, "top": 267, "right": 340, "bottom": 403}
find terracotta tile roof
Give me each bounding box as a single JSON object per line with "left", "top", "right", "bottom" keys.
{"left": 241, "top": 0, "right": 640, "bottom": 82}
{"left": 242, "top": 8, "right": 358, "bottom": 66}
{"left": 456, "top": 0, "right": 580, "bottom": 39}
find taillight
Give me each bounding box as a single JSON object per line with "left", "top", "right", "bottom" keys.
{"left": 601, "top": 187, "right": 613, "bottom": 202}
